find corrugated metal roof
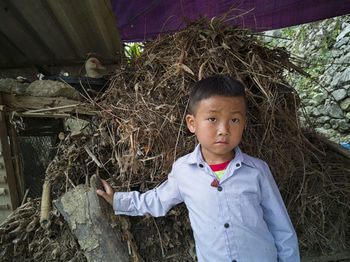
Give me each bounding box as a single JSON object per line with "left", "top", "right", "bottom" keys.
{"left": 0, "top": 0, "right": 123, "bottom": 69}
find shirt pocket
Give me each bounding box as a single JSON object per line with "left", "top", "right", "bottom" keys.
{"left": 240, "top": 193, "right": 263, "bottom": 228}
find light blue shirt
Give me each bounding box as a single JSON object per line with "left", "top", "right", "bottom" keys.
{"left": 113, "top": 144, "right": 300, "bottom": 262}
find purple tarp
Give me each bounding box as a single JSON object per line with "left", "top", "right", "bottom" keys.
{"left": 111, "top": 0, "right": 350, "bottom": 42}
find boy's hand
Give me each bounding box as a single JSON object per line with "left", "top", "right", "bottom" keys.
{"left": 96, "top": 179, "right": 115, "bottom": 206}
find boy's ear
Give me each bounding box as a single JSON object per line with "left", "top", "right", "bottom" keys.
{"left": 186, "top": 114, "right": 196, "bottom": 133}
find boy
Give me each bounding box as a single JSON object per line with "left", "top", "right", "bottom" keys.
{"left": 97, "top": 75, "right": 300, "bottom": 262}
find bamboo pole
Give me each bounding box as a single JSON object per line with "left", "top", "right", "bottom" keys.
{"left": 40, "top": 180, "right": 51, "bottom": 229}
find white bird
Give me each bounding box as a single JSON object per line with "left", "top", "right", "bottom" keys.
{"left": 85, "top": 57, "right": 106, "bottom": 78}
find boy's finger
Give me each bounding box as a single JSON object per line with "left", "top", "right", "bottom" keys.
{"left": 101, "top": 179, "right": 114, "bottom": 194}
{"left": 96, "top": 189, "right": 113, "bottom": 205}
{"left": 100, "top": 179, "right": 110, "bottom": 190}
{"left": 96, "top": 189, "right": 106, "bottom": 197}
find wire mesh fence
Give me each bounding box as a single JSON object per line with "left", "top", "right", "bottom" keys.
{"left": 19, "top": 136, "right": 58, "bottom": 198}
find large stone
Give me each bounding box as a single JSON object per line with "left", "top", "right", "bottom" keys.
{"left": 304, "top": 106, "right": 313, "bottom": 115}
{"left": 330, "top": 72, "right": 342, "bottom": 87}
{"left": 315, "top": 29, "right": 324, "bottom": 37}
{"left": 339, "top": 52, "right": 350, "bottom": 64}
{"left": 0, "top": 78, "right": 29, "bottom": 94}
{"left": 311, "top": 107, "right": 322, "bottom": 117}
{"left": 338, "top": 119, "right": 350, "bottom": 132}
{"left": 324, "top": 123, "right": 331, "bottom": 129}
{"left": 330, "top": 49, "right": 343, "bottom": 58}
{"left": 323, "top": 101, "right": 343, "bottom": 118}
{"left": 65, "top": 118, "right": 93, "bottom": 135}
{"left": 336, "top": 24, "right": 350, "bottom": 42}
{"left": 338, "top": 68, "right": 350, "bottom": 85}
{"left": 334, "top": 36, "right": 350, "bottom": 48}
{"left": 331, "top": 89, "right": 347, "bottom": 101}
{"left": 320, "top": 75, "right": 332, "bottom": 86}
{"left": 312, "top": 92, "right": 328, "bottom": 105}
{"left": 330, "top": 119, "right": 340, "bottom": 129}
{"left": 316, "top": 116, "right": 330, "bottom": 124}
{"left": 27, "top": 80, "right": 81, "bottom": 100}
{"left": 340, "top": 97, "right": 350, "bottom": 111}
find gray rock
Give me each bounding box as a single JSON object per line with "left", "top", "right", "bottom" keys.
{"left": 304, "top": 106, "right": 313, "bottom": 115}
{"left": 315, "top": 127, "right": 328, "bottom": 134}
{"left": 65, "top": 118, "right": 93, "bottom": 135}
{"left": 0, "top": 78, "right": 29, "bottom": 94}
{"left": 331, "top": 89, "right": 347, "bottom": 101}
{"left": 334, "top": 36, "right": 349, "bottom": 48}
{"left": 340, "top": 97, "right": 350, "bottom": 111}
{"left": 346, "top": 112, "right": 350, "bottom": 119}
{"left": 320, "top": 75, "right": 332, "bottom": 86}
{"left": 338, "top": 68, "right": 350, "bottom": 85}
{"left": 311, "top": 107, "right": 322, "bottom": 117}
{"left": 27, "top": 80, "right": 81, "bottom": 100}
{"left": 336, "top": 24, "right": 350, "bottom": 42}
{"left": 331, "top": 49, "right": 343, "bottom": 58}
{"left": 330, "top": 72, "right": 342, "bottom": 87}
{"left": 330, "top": 119, "right": 340, "bottom": 129}
{"left": 324, "top": 101, "right": 343, "bottom": 118}
{"left": 316, "top": 116, "right": 330, "bottom": 124}
{"left": 339, "top": 52, "right": 350, "bottom": 64}
{"left": 324, "top": 123, "right": 331, "bottom": 129}
{"left": 326, "top": 65, "right": 339, "bottom": 76}
{"left": 315, "top": 29, "right": 324, "bottom": 37}
{"left": 338, "top": 119, "right": 350, "bottom": 132}
{"left": 341, "top": 22, "right": 350, "bottom": 30}
{"left": 342, "top": 44, "right": 350, "bottom": 54}
{"left": 312, "top": 92, "right": 328, "bottom": 104}
{"left": 299, "top": 91, "right": 308, "bottom": 99}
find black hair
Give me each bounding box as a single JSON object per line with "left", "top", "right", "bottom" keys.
{"left": 188, "top": 75, "right": 247, "bottom": 115}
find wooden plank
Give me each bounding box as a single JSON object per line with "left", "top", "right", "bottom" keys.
{"left": 9, "top": 125, "right": 24, "bottom": 199}
{"left": 0, "top": 93, "right": 19, "bottom": 211}
{"left": 1, "top": 93, "right": 95, "bottom": 116}
{"left": 17, "top": 112, "right": 71, "bottom": 118}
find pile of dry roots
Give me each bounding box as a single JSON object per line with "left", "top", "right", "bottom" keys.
{"left": 1, "top": 17, "right": 349, "bottom": 261}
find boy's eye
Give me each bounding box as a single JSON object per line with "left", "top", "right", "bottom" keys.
{"left": 208, "top": 118, "right": 216, "bottom": 122}
{"left": 231, "top": 118, "right": 239, "bottom": 123}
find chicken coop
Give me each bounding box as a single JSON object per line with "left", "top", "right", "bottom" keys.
{"left": 0, "top": 0, "right": 123, "bottom": 222}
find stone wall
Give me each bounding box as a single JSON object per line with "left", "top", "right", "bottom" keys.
{"left": 264, "top": 15, "right": 350, "bottom": 143}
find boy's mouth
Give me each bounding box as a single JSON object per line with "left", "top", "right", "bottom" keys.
{"left": 215, "top": 141, "right": 228, "bottom": 144}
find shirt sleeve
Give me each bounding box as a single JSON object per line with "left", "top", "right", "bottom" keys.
{"left": 113, "top": 168, "right": 183, "bottom": 217}
{"left": 260, "top": 161, "right": 300, "bottom": 262}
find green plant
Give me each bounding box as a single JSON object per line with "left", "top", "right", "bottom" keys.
{"left": 124, "top": 42, "right": 144, "bottom": 60}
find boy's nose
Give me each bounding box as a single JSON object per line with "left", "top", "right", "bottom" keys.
{"left": 218, "top": 122, "right": 229, "bottom": 135}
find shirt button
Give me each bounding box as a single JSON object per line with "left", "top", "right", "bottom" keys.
{"left": 224, "top": 223, "right": 229, "bottom": 228}
{"left": 199, "top": 164, "right": 204, "bottom": 168}
{"left": 236, "top": 163, "right": 240, "bottom": 167}
{"left": 217, "top": 186, "right": 222, "bottom": 191}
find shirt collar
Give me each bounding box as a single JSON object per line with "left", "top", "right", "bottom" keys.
{"left": 185, "top": 143, "right": 255, "bottom": 168}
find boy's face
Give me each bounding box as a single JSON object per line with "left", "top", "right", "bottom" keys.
{"left": 186, "top": 96, "right": 246, "bottom": 165}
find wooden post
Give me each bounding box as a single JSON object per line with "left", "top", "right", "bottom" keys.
{"left": 55, "top": 175, "right": 131, "bottom": 262}
{"left": 0, "top": 93, "right": 19, "bottom": 222}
